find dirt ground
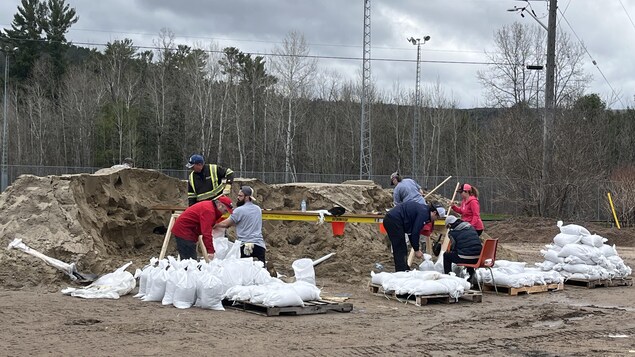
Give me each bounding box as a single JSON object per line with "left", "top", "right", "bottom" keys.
{"left": 0, "top": 170, "right": 633, "bottom": 356}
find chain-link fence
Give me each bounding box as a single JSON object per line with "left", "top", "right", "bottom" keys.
{"left": 0, "top": 165, "right": 619, "bottom": 222}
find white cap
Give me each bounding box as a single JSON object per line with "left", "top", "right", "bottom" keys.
{"left": 445, "top": 215, "right": 457, "bottom": 226}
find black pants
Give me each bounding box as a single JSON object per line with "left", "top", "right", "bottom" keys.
{"left": 443, "top": 251, "right": 478, "bottom": 276}
{"left": 175, "top": 237, "right": 197, "bottom": 260}
{"left": 383, "top": 215, "right": 410, "bottom": 272}
{"left": 241, "top": 243, "right": 266, "bottom": 264}
{"left": 476, "top": 229, "right": 483, "bottom": 236}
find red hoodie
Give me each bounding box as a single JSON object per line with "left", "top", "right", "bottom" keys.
{"left": 451, "top": 195, "right": 484, "bottom": 231}
{"left": 171, "top": 201, "right": 223, "bottom": 253}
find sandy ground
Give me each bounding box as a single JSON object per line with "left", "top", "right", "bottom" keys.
{"left": 1, "top": 242, "right": 633, "bottom": 357}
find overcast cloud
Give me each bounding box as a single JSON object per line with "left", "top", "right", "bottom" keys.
{"left": 1, "top": 0, "right": 634, "bottom": 108}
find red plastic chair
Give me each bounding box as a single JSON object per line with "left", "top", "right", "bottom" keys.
{"left": 457, "top": 239, "right": 499, "bottom": 294}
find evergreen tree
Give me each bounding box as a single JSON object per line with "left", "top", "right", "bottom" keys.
{"left": 41, "top": 0, "right": 78, "bottom": 79}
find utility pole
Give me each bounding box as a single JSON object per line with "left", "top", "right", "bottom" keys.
{"left": 359, "top": 0, "right": 372, "bottom": 179}
{"left": 407, "top": 35, "right": 430, "bottom": 180}
{"left": 542, "top": 0, "right": 557, "bottom": 215}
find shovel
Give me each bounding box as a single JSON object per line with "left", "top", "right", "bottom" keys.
{"left": 7, "top": 238, "right": 97, "bottom": 283}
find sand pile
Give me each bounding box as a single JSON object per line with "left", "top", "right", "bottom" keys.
{"left": 0, "top": 169, "right": 516, "bottom": 288}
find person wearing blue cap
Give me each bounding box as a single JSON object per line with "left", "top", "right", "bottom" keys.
{"left": 383, "top": 201, "right": 446, "bottom": 271}
{"left": 186, "top": 154, "right": 235, "bottom": 206}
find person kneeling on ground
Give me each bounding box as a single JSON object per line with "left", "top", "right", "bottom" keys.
{"left": 214, "top": 186, "right": 266, "bottom": 264}
{"left": 384, "top": 201, "right": 446, "bottom": 272}
{"left": 443, "top": 215, "right": 482, "bottom": 286}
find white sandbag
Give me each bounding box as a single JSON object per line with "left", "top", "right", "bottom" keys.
{"left": 557, "top": 244, "right": 602, "bottom": 265}
{"left": 262, "top": 285, "right": 304, "bottom": 307}
{"left": 436, "top": 276, "right": 470, "bottom": 298}
{"left": 172, "top": 268, "right": 198, "bottom": 309}
{"left": 433, "top": 255, "right": 445, "bottom": 273}
{"left": 553, "top": 233, "right": 581, "bottom": 247}
{"left": 291, "top": 281, "right": 321, "bottom": 301}
{"left": 213, "top": 237, "right": 230, "bottom": 260}
{"left": 564, "top": 255, "right": 587, "bottom": 265}
{"left": 371, "top": 271, "right": 392, "bottom": 285}
{"left": 253, "top": 267, "right": 275, "bottom": 285}
{"left": 544, "top": 244, "right": 561, "bottom": 252}
{"left": 225, "top": 240, "right": 242, "bottom": 260}
{"left": 524, "top": 268, "right": 564, "bottom": 284}
{"left": 197, "top": 274, "right": 225, "bottom": 311}
{"left": 409, "top": 280, "right": 451, "bottom": 296}
{"left": 408, "top": 270, "right": 442, "bottom": 281}
{"left": 494, "top": 260, "right": 527, "bottom": 274}
{"left": 143, "top": 266, "right": 168, "bottom": 302}
{"left": 418, "top": 254, "right": 435, "bottom": 271}
{"left": 580, "top": 234, "right": 607, "bottom": 248}
{"left": 535, "top": 260, "right": 556, "bottom": 271}
{"left": 292, "top": 258, "right": 316, "bottom": 285}
{"left": 249, "top": 284, "right": 276, "bottom": 304}
{"left": 62, "top": 262, "right": 136, "bottom": 299}
{"left": 541, "top": 249, "right": 564, "bottom": 264}
{"left": 224, "top": 285, "right": 255, "bottom": 302}
{"left": 557, "top": 220, "right": 590, "bottom": 236}
{"left": 161, "top": 266, "right": 177, "bottom": 305}
{"left": 134, "top": 259, "right": 157, "bottom": 298}
{"left": 600, "top": 244, "right": 618, "bottom": 257}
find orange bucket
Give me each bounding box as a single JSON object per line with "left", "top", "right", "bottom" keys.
{"left": 379, "top": 222, "right": 387, "bottom": 234}
{"left": 331, "top": 221, "right": 346, "bottom": 236}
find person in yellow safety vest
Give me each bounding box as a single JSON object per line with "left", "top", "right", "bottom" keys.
{"left": 186, "top": 154, "right": 235, "bottom": 206}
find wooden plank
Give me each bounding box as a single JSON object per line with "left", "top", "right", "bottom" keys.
{"left": 564, "top": 277, "right": 633, "bottom": 289}
{"left": 368, "top": 283, "right": 482, "bottom": 305}
{"left": 223, "top": 299, "right": 353, "bottom": 316}
{"left": 482, "top": 282, "right": 564, "bottom": 296}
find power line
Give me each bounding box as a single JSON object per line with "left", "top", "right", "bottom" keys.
{"left": 618, "top": 0, "right": 635, "bottom": 33}
{"left": 557, "top": 9, "right": 626, "bottom": 107}
{"left": 4, "top": 36, "right": 514, "bottom": 66}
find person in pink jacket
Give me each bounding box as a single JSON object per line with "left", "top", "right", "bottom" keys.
{"left": 451, "top": 183, "right": 484, "bottom": 236}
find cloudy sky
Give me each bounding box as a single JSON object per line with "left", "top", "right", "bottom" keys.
{"left": 2, "top": 0, "right": 634, "bottom": 108}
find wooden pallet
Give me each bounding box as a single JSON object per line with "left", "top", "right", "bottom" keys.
{"left": 564, "top": 277, "right": 633, "bottom": 289}
{"left": 368, "top": 283, "right": 482, "bottom": 305}
{"left": 223, "top": 299, "right": 353, "bottom": 316}
{"left": 482, "top": 282, "right": 564, "bottom": 296}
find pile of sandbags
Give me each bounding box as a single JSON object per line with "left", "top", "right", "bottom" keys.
{"left": 535, "top": 221, "right": 632, "bottom": 280}
{"left": 476, "top": 260, "right": 563, "bottom": 288}
{"left": 133, "top": 238, "right": 323, "bottom": 309}
{"left": 370, "top": 270, "right": 470, "bottom": 299}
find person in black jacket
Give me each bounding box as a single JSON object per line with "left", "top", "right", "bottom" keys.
{"left": 443, "top": 215, "right": 482, "bottom": 281}
{"left": 384, "top": 202, "right": 447, "bottom": 272}
{"left": 186, "top": 154, "right": 235, "bottom": 206}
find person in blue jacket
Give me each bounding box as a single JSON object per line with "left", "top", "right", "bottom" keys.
{"left": 383, "top": 202, "right": 446, "bottom": 271}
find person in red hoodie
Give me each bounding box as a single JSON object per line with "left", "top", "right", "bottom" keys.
{"left": 451, "top": 183, "right": 485, "bottom": 236}
{"left": 171, "top": 196, "right": 233, "bottom": 260}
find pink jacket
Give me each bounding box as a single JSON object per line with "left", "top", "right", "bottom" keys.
{"left": 451, "top": 196, "right": 484, "bottom": 231}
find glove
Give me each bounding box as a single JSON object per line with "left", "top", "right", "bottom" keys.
{"left": 243, "top": 243, "right": 254, "bottom": 256}
{"left": 222, "top": 184, "right": 231, "bottom": 195}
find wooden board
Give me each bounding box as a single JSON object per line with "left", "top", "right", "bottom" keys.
{"left": 482, "top": 282, "right": 564, "bottom": 296}
{"left": 564, "top": 277, "right": 633, "bottom": 289}
{"left": 223, "top": 299, "right": 353, "bottom": 316}
{"left": 368, "top": 283, "right": 482, "bottom": 305}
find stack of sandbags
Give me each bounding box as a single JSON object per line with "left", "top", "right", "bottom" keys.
{"left": 370, "top": 270, "right": 470, "bottom": 299}
{"left": 476, "top": 260, "right": 563, "bottom": 288}
{"left": 535, "top": 221, "right": 632, "bottom": 280}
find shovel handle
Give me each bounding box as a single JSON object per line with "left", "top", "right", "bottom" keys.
{"left": 159, "top": 213, "right": 179, "bottom": 260}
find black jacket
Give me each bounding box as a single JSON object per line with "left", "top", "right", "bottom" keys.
{"left": 448, "top": 220, "right": 482, "bottom": 258}
{"left": 187, "top": 164, "right": 234, "bottom": 206}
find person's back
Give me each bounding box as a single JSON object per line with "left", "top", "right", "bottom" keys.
{"left": 231, "top": 201, "right": 265, "bottom": 249}
{"left": 393, "top": 178, "right": 426, "bottom": 205}
{"left": 448, "top": 220, "right": 482, "bottom": 257}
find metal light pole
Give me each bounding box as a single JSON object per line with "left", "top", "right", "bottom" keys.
{"left": 407, "top": 35, "right": 430, "bottom": 179}
{"left": 1, "top": 50, "right": 9, "bottom": 192}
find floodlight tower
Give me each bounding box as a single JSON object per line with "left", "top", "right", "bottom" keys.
{"left": 407, "top": 35, "right": 430, "bottom": 179}
{"left": 359, "top": 0, "right": 372, "bottom": 179}
{"left": 1, "top": 49, "right": 9, "bottom": 192}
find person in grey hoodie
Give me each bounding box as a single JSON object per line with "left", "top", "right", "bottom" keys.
{"left": 443, "top": 215, "right": 482, "bottom": 282}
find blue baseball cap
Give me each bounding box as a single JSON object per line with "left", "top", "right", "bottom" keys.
{"left": 186, "top": 154, "right": 204, "bottom": 168}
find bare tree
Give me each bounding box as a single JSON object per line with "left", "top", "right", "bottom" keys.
{"left": 270, "top": 31, "right": 317, "bottom": 182}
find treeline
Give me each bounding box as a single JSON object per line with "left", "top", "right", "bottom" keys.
{"left": 1, "top": 1, "right": 634, "bottom": 221}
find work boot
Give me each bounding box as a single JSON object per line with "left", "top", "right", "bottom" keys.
{"left": 469, "top": 274, "right": 479, "bottom": 290}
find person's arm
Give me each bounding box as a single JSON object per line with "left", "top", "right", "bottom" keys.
{"left": 393, "top": 186, "right": 402, "bottom": 205}
{"left": 215, "top": 216, "right": 235, "bottom": 229}
{"left": 451, "top": 202, "right": 463, "bottom": 214}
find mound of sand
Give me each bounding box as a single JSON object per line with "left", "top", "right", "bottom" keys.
{"left": 0, "top": 169, "right": 517, "bottom": 288}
